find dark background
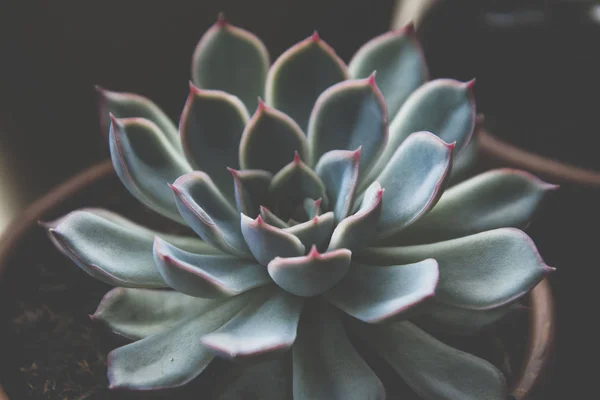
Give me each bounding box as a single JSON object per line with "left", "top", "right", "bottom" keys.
{"left": 2, "top": 0, "right": 599, "bottom": 399}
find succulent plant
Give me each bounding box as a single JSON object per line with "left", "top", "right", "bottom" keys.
{"left": 44, "top": 15, "right": 556, "bottom": 400}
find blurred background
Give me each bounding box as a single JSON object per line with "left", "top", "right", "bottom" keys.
{"left": 1, "top": 0, "right": 599, "bottom": 398}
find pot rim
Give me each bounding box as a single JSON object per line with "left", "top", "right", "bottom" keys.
{"left": 0, "top": 157, "right": 554, "bottom": 400}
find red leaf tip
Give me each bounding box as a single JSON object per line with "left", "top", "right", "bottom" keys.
{"left": 226, "top": 166, "right": 239, "bottom": 177}
{"left": 188, "top": 81, "right": 202, "bottom": 95}
{"left": 465, "top": 78, "right": 476, "bottom": 90}
{"left": 376, "top": 187, "right": 385, "bottom": 199}
{"left": 311, "top": 30, "right": 320, "bottom": 42}
{"left": 353, "top": 146, "right": 362, "bottom": 163}
{"left": 216, "top": 12, "right": 227, "bottom": 27}
{"left": 255, "top": 214, "right": 265, "bottom": 225}
{"left": 293, "top": 151, "right": 301, "bottom": 164}
{"left": 308, "top": 245, "right": 320, "bottom": 258}
{"left": 367, "top": 72, "right": 377, "bottom": 87}
{"left": 402, "top": 22, "right": 416, "bottom": 35}
{"left": 108, "top": 113, "right": 122, "bottom": 129}
{"left": 257, "top": 97, "right": 266, "bottom": 112}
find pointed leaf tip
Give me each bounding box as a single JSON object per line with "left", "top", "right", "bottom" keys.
{"left": 353, "top": 146, "right": 362, "bottom": 162}
{"left": 314, "top": 198, "right": 322, "bottom": 209}
{"left": 466, "top": 78, "right": 476, "bottom": 90}
{"left": 95, "top": 85, "right": 107, "bottom": 95}
{"left": 257, "top": 97, "right": 266, "bottom": 111}
{"left": 367, "top": 72, "right": 377, "bottom": 86}
{"left": 216, "top": 12, "right": 227, "bottom": 27}
{"left": 403, "top": 22, "right": 416, "bottom": 34}
{"left": 226, "top": 166, "right": 237, "bottom": 176}
{"left": 311, "top": 30, "right": 320, "bottom": 42}
{"left": 188, "top": 80, "right": 200, "bottom": 94}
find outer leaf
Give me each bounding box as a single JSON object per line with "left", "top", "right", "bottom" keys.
{"left": 307, "top": 76, "right": 387, "bottom": 178}
{"left": 180, "top": 84, "right": 249, "bottom": 200}
{"left": 80, "top": 208, "right": 220, "bottom": 254}
{"left": 265, "top": 32, "right": 348, "bottom": 130}
{"left": 229, "top": 168, "right": 272, "bottom": 219}
{"left": 348, "top": 25, "right": 428, "bottom": 117}
{"left": 109, "top": 117, "right": 191, "bottom": 223}
{"left": 315, "top": 148, "right": 360, "bottom": 221}
{"left": 240, "top": 214, "right": 305, "bottom": 266}
{"left": 325, "top": 259, "right": 439, "bottom": 323}
{"left": 191, "top": 17, "right": 269, "bottom": 112}
{"left": 356, "top": 321, "right": 507, "bottom": 400}
{"left": 382, "top": 169, "right": 557, "bottom": 245}
{"left": 268, "top": 246, "right": 351, "bottom": 297}
{"left": 153, "top": 237, "right": 271, "bottom": 298}
{"left": 200, "top": 287, "right": 303, "bottom": 360}
{"left": 365, "top": 79, "right": 475, "bottom": 186}
{"left": 44, "top": 209, "right": 169, "bottom": 288}
{"left": 328, "top": 181, "right": 384, "bottom": 251}
{"left": 268, "top": 153, "right": 328, "bottom": 219}
{"left": 283, "top": 212, "right": 335, "bottom": 250}
{"left": 374, "top": 131, "right": 454, "bottom": 239}
{"left": 107, "top": 289, "right": 260, "bottom": 390}
{"left": 92, "top": 288, "right": 218, "bottom": 340}
{"left": 171, "top": 172, "right": 251, "bottom": 257}
{"left": 96, "top": 86, "right": 180, "bottom": 150}
{"left": 293, "top": 301, "right": 385, "bottom": 400}
{"left": 239, "top": 101, "right": 308, "bottom": 175}
{"left": 360, "top": 228, "right": 554, "bottom": 309}
{"left": 217, "top": 356, "right": 293, "bottom": 400}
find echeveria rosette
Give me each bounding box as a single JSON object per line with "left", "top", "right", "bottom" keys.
{"left": 44, "top": 16, "right": 557, "bottom": 400}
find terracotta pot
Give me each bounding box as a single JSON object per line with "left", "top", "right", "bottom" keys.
{"left": 0, "top": 152, "right": 557, "bottom": 399}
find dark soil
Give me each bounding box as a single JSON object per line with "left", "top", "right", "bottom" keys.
{"left": 0, "top": 172, "right": 533, "bottom": 399}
